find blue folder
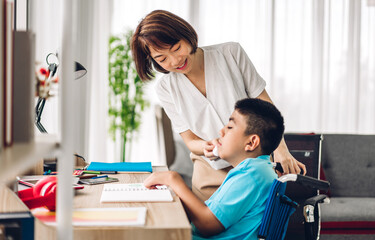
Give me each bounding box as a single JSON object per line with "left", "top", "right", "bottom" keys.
{"left": 86, "top": 162, "right": 152, "bottom": 172}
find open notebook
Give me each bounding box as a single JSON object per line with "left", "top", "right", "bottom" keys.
{"left": 100, "top": 183, "right": 173, "bottom": 203}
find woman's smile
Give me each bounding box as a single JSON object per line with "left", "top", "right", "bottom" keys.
{"left": 177, "top": 59, "right": 188, "bottom": 70}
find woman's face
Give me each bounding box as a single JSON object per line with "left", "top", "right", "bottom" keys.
{"left": 149, "top": 40, "right": 195, "bottom": 75}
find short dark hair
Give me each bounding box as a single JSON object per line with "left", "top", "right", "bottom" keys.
{"left": 235, "top": 98, "right": 285, "bottom": 155}
{"left": 131, "top": 10, "right": 198, "bottom": 81}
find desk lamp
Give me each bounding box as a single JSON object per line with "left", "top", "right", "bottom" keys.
{"left": 35, "top": 53, "right": 87, "bottom": 133}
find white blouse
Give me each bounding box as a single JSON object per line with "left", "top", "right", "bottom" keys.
{"left": 156, "top": 42, "right": 266, "bottom": 169}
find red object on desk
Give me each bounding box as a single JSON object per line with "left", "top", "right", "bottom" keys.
{"left": 73, "top": 170, "right": 83, "bottom": 176}
{"left": 17, "top": 176, "right": 84, "bottom": 210}
{"left": 18, "top": 176, "right": 57, "bottom": 211}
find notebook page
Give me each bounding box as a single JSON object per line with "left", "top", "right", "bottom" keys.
{"left": 100, "top": 183, "right": 173, "bottom": 202}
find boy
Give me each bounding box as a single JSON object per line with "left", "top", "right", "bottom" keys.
{"left": 144, "top": 98, "right": 284, "bottom": 239}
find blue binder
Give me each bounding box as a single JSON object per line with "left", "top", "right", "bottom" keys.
{"left": 87, "top": 162, "right": 152, "bottom": 172}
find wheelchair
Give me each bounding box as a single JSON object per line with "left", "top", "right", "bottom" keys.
{"left": 258, "top": 172, "right": 330, "bottom": 240}
{"left": 258, "top": 134, "right": 330, "bottom": 240}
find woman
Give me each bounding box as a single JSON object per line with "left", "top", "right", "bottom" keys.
{"left": 131, "top": 10, "right": 306, "bottom": 201}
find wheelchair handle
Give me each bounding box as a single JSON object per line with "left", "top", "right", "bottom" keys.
{"left": 272, "top": 162, "right": 284, "bottom": 173}
{"left": 296, "top": 174, "right": 330, "bottom": 191}
{"left": 273, "top": 162, "right": 303, "bottom": 174}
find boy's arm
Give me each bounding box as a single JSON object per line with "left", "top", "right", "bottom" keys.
{"left": 144, "top": 171, "right": 225, "bottom": 237}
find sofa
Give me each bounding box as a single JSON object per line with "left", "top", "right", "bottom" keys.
{"left": 319, "top": 134, "right": 375, "bottom": 240}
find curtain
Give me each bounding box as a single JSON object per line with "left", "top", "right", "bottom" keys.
{"left": 196, "top": 0, "right": 375, "bottom": 134}
{"left": 271, "top": 0, "right": 375, "bottom": 133}
{"left": 74, "top": 0, "right": 112, "bottom": 162}
{"left": 109, "top": 0, "right": 374, "bottom": 164}
{"left": 34, "top": 0, "right": 374, "bottom": 165}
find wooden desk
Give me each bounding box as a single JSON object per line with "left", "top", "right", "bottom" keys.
{"left": 0, "top": 166, "right": 191, "bottom": 240}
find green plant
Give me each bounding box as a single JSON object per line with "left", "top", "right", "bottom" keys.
{"left": 108, "top": 30, "right": 149, "bottom": 162}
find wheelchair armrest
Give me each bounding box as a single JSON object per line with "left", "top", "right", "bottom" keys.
{"left": 278, "top": 174, "right": 330, "bottom": 191}
{"left": 304, "top": 194, "right": 329, "bottom": 206}
{"left": 303, "top": 194, "right": 329, "bottom": 240}
{"left": 303, "top": 194, "right": 328, "bottom": 225}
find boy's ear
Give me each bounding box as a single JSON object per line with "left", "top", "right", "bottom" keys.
{"left": 245, "top": 134, "right": 260, "bottom": 152}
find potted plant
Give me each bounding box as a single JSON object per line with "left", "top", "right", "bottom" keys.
{"left": 108, "top": 30, "right": 149, "bottom": 162}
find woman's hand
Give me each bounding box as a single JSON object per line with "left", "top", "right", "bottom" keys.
{"left": 273, "top": 148, "right": 307, "bottom": 177}
{"left": 203, "top": 138, "right": 220, "bottom": 160}
{"left": 256, "top": 90, "right": 307, "bottom": 176}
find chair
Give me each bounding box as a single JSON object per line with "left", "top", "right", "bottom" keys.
{"left": 258, "top": 173, "right": 330, "bottom": 240}
{"left": 155, "top": 104, "right": 176, "bottom": 167}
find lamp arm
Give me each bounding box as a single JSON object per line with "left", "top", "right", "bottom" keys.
{"left": 35, "top": 97, "right": 47, "bottom": 133}
{"left": 45, "top": 63, "right": 58, "bottom": 85}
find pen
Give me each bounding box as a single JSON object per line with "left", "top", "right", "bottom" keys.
{"left": 83, "top": 170, "right": 117, "bottom": 174}
{"left": 78, "top": 174, "right": 97, "bottom": 179}
{"left": 92, "top": 175, "right": 108, "bottom": 179}
{"left": 99, "top": 171, "right": 118, "bottom": 174}
{"left": 83, "top": 170, "right": 101, "bottom": 174}
{"left": 18, "top": 180, "right": 35, "bottom": 188}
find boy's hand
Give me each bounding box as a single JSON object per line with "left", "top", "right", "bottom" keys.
{"left": 144, "top": 171, "right": 184, "bottom": 189}
{"left": 203, "top": 138, "right": 220, "bottom": 160}
{"left": 146, "top": 171, "right": 225, "bottom": 237}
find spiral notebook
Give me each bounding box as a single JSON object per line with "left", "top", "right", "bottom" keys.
{"left": 100, "top": 183, "right": 173, "bottom": 203}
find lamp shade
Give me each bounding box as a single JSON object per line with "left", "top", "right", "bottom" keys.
{"left": 74, "top": 61, "right": 87, "bottom": 79}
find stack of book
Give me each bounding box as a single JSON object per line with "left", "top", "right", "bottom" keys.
{"left": 0, "top": 0, "right": 35, "bottom": 151}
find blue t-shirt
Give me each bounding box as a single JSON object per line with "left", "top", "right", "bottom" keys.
{"left": 192, "top": 155, "right": 277, "bottom": 240}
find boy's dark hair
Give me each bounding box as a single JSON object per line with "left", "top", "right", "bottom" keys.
{"left": 131, "top": 10, "right": 198, "bottom": 81}
{"left": 235, "top": 98, "right": 285, "bottom": 155}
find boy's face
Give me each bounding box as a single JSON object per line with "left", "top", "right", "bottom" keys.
{"left": 217, "top": 110, "right": 249, "bottom": 162}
